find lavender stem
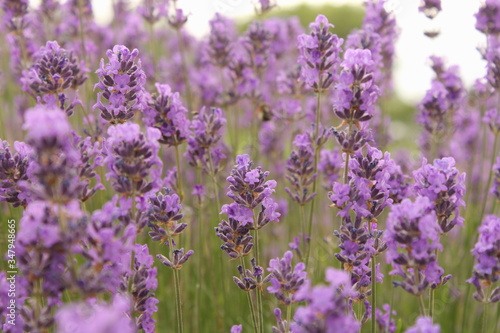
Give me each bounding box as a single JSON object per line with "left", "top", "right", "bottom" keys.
{"left": 174, "top": 144, "right": 185, "bottom": 201}
{"left": 479, "top": 132, "right": 499, "bottom": 223}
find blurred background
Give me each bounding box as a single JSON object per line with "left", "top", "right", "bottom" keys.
{"left": 30, "top": 0, "right": 487, "bottom": 103}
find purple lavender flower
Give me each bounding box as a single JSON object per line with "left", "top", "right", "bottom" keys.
{"left": 55, "top": 294, "right": 136, "bottom": 333}
{"left": 267, "top": 251, "right": 307, "bottom": 305}
{"left": 233, "top": 258, "right": 271, "bottom": 291}
{"left": 285, "top": 133, "right": 317, "bottom": 205}
{"left": 413, "top": 157, "right": 466, "bottom": 233}
{"left": 144, "top": 83, "right": 190, "bottom": 146}
{"left": 207, "top": 13, "right": 237, "bottom": 68}
{"left": 0, "top": 141, "right": 31, "bottom": 207}
{"left": 297, "top": 14, "right": 343, "bottom": 91}
{"left": 104, "top": 123, "right": 162, "bottom": 196}
{"left": 94, "top": 45, "right": 146, "bottom": 124}
{"left": 493, "top": 157, "right": 500, "bottom": 200}
{"left": 467, "top": 215, "right": 500, "bottom": 303}
{"left": 419, "top": 0, "right": 442, "bottom": 19}
{"left": 475, "top": 0, "right": 500, "bottom": 34}
{"left": 225, "top": 154, "right": 277, "bottom": 210}
{"left": 318, "top": 148, "right": 343, "bottom": 190}
{"left": 376, "top": 304, "right": 396, "bottom": 333}
{"left": 157, "top": 248, "right": 194, "bottom": 270}
{"left": 255, "top": 0, "right": 276, "bottom": 15}
{"left": 185, "top": 107, "right": 227, "bottom": 175}
{"left": 21, "top": 41, "right": 86, "bottom": 116}
{"left": 127, "top": 244, "right": 158, "bottom": 333}
{"left": 146, "top": 189, "right": 186, "bottom": 241}
{"left": 333, "top": 49, "right": 380, "bottom": 128}
{"left": 292, "top": 268, "right": 360, "bottom": 333}
{"left": 405, "top": 316, "right": 440, "bottom": 333}
{"left": 231, "top": 325, "right": 243, "bottom": 333}
{"left": 216, "top": 215, "right": 254, "bottom": 259}
{"left": 483, "top": 106, "right": 500, "bottom": 134}
{"left": 385, "top": 196, "right": 449, "bottom": 295}
{"left": 138, "top": 0, "right": 168, "bottom": 25}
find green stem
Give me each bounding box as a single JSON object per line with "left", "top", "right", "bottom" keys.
{"left": 173, "top": 268, "right": 184, "bottom": 333}
{"left": 371, "top": 255, "right": 376, "bottom": 333}
{"left": 176, "top": 29, "right": 194, "bottom": 114}
{"left": 286, "top": 304, "right": 292, "bottom": 333}
{"left": 481, "top": 304, "right": 488, "bottom": 333}
{"left": 305, "top": 89, "right": 322, "bottom": 268}
{"left": 174, "top": 144, "right": 184, "bottom": 201}
{"left": 241, "top": 257, "right": 259, "bottom": 333}
{"left": 479, "top": 132, "right": 499, "bottom": 223}
{"left": 253, "top": 224, "right": 264, "bottom": 333}
{"left": 207, "top": 147, "right": 221, "bottom": 210}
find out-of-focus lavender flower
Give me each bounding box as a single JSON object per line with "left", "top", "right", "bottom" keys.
{"left": 126, "top": 244, "right": 158, "bottom": 333}
{"left": 94, "top": 45, "right": 146, "bottom": 124}
{"left": 405, "top": 316, "right": 440, "bottom": 333}
{"left": 297, "top": 14, "right": 343, "bottom": 92}
{"left": 104, "top": 123, "right": 162, "bottom": 196}
{"left": 333, "top": 49, "right": 380, "bottom": 128}
{"left": 475, "top": 0, "right": 500, "bottom": 35}
{"left": 419, "top": 0, "right": 442, "bottom": 19}
{"left": 21, "top": 41, "right": 86, "bottom": 116}
{"left": 255, "top": 0, "right": 276, "bottom": 15}
{"left": 413, "top": 157, "right": 466, "bottom": 233}
{"left": 493, "top": 157, "right": 500, "bottom": 200}
{"left": 318, "top": 148, "right": 343, "bottom": 190}
{"left": 467, "top": 215, "right": 500, "bottom": 303}
{"left": 167, "top": 7, "right": 188, "bottom": 29}
{"left": 376, "top": 304, "right": 396, "bottom": 333}
{"left": 385, "top": 197, "right": 449, "bottom": 295}
{"left": 231, "top": 324, "right": 243, "bottom": 333}
{"left": 82, "top": 195, "right": 136, "bottom": 294}
{"left": 207, "top": 13, "right": 236, "bottom": 68}
{"left": 272, "top": 308, "right": 289, "bottom": 333}
{"left": 292, "top": 268, "right": 360, "bottom": 333}
{"left": 55, "top": 294, "right": 136, "bottom": 333}
{"left": 267, "top": 251, "right": 307, "bottom": 305}
{"left": 483, "top": 106, "right": 500, "bottom": 134}
{"left": 144, "top": 83, "right": 190, "bottom": 146}
{"left": 185, "top": 107, "right": 227, "bottom": 176}
{"left": 0, "top": 141, "right": 31, "bottom": 207}
{"left": 138, "top": 0, "right": 168, "bottom": 25}
{"left": 285, "top": 133, "right": 317, "bottom": 205}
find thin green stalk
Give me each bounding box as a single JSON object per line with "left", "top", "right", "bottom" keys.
{"left": 479, "top": 132, "right": 499, "bottom": 223}
{"left": 254, "top": 225, "right": 264, "bottom": 333}
{"left": 418, "top": 295, "right": 427, "bottom": 317}
{"left": 481, "top": 304, "right": 488, "bottom": 333}
{"left": 174, "top": 144, "right": 185, "bottom": 201}
{"left": 207, "top": 147, "right": 221, "bottom": 210}
{"left": 305, "top": 89, "right": 322, "bottom": 267}
{"left": 368, "top": 221, "right": 376, "bottom": 333}
{"left": 286, "top": 304, "right": 292, "bottom": 333}
{"left": 241, "top": 257, "right": 259, "bottom": 333}
{"left": 173, "top": 268, "right": 184, "bottom": 333}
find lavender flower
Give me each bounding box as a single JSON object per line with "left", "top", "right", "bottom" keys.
{"left": 185, "top": 107, "right": 227, "bottom": 175}
{"left": 467, "top": 215, "right": 500, "bottom": 303}
{"left": 157, "top": 248, "right": 194, "bottom": 270}
{"left": 0, "top": 141, "right": 31, "bottom": 207}
{"left": 493, "top": 157, "right": 500, "bottom": 200}
{"left": 318, "top": 148, "right": 343, "bottom": 190}
{"left": 94, "top": 45, "right": 146, "bottom": 124}
{"left": 475, "top": 0, "right": 500, "bottom": 35}
{"left": 21, "top": 41, "right": 86, "bottom": 116}
{"left": 267, "top": 251, "right": 307, "bottom": 305}
{"left": 413, "top": 157, "right": 466, "bottom": 233}
{"left": 297, "top": 14, "right": 343, "bottom": 91}
{"left": 376, "top": 304, "right": 396, "bottom": 333}
{"left": 55, "top": 295, "right": 136, "bottom": 333}
{"left": 292, "top": 268, "right": 360, "bottom": 333}
{"left": 333, "top": 49, "right": 380, "bottom": 128}
{"left": 231, "top": 325, "right": 243, "bottom": 333}
{"left": 138, "top": 0, "right": 168, "bottom": 25}
{"left": 207, "top": 13, "right": 236, "bottom": 68}
{"left": 405, "top": 316, "right": 440, "bottom": 333}
{"left": 419, "top": 0, "right": 442, "bottom": 19}
{"left": 385, "top": 197, "right": 449, "bottom": 295}
{"left": 126, "top": 244, "right": 158, "bottom": 332}
{"left": 146, "top": 189, "right": 186, "bottom": 240}
{"left": 216, "top": 216, "right": 254, "bottom": 260}
{"left": 104, "top": 123, "right": 162, "bottom": 196}
{"left": 285, "top": 133, "right": 317, "bottom": 205}
{"left": 233, "top": 258, "right": 271, "bottom": 292}
{"left": 144, "top": 83, "right": 190, "bottom": 146}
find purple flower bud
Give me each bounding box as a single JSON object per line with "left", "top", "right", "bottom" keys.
{"left": 267, "top": 251, "right": 307, "bottom": 305}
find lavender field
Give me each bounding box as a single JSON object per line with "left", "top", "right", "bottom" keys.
{"left": 0, "top": 0, "right": 499, "bottom": 332}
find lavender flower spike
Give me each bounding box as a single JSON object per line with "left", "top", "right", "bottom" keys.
{"left": 94, "top": 45, "right": 146, "bottom": 124}
{"left": 467, "top": 215, "right": 500, "bottom": 303}
{"left": 405, "top": 316, "right": 440, "bottom": 333}
{"left": 297, "top": 14, "right": 343, "bottom": 92}
{"left": 267, "top": 251, "right": 307, "bottom": 305}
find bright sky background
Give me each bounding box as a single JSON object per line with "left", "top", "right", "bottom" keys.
{"left": 31, "top": 0, "right": 488, "bottom": 103}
